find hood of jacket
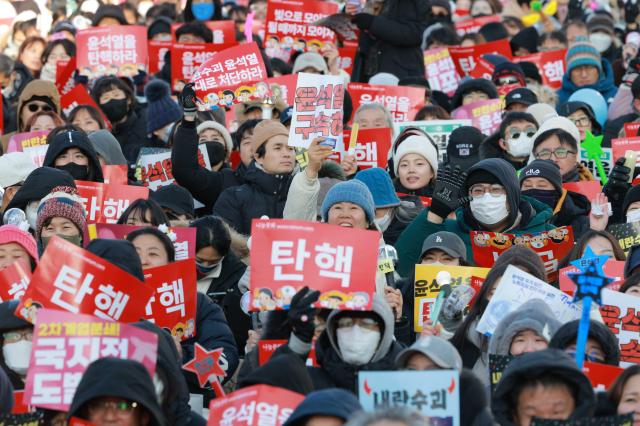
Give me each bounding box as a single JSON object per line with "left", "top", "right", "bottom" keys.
{"left": 554, "top": 190, "right": 590, "bottom": 221}
{"left": 43, "top": 131, "right": 104, "bottom": 182}
{"left": 237, "top": 352, "right": 314, "bottom": 395}
{"left": 548, "top": 320, "right": 621, "bottom": 365}
{"left": 558, "top": 58, "right": 617, "bottom": 103}
{"left": 88, "top": 130, "right": 128, "bottom": 166}
{"left": 0, "top": 368, "right": 12, "bottom": 415}
{"left": 6, "top": 167, "right": 76, "bottom": 211}
{"left": 282, "top": 388, "right": 362, "bottom": 426}
{"left": 86, "top": 239, "right": 145, "bottom": 281}
{"left": 243, "top": 161, "right": 292, "bottom": 199}
{"left": 492, "top": 349, "right": 595, "bottom": 426}
{"left": 68, "top": 357, "right": 165, "bottom": 426}
{"left": 0, "top": 300, "right": 31, "bottom": 334}
{"left": 17, "top": 80, "right": 61, "bottom": 132}
{"left": 488, "top": 299, "right": 562, "bottom": 356}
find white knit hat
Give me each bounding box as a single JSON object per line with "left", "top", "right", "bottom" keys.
{"left": 526, "top": 103, "right": 558, "bottom": 126}
{"left": 393, "top": 135, "right": 439, "bottom": 176}
{"left": 531, "top": 116, "right": 581, "bottom": 148}
{"left": 196, "top": 121, "right": 233, "bottom": 154}
{"left": 0, "top": 152, "right": 35, "bottom": 189}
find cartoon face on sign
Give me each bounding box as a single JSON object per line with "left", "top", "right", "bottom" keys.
{"left": 473, "top": 233, "right": 490, "bottom": 247}
{"left": 547, "top": 228, "right": 568, "bottom": 243}
{"left": 513, "top": 235, "right": 530, "bottom": 246}
{"left": 347, "top": 292, "right": 370, "bottom": 310}
{"left": 491, "top": 234, "right": 512, "bottom": 249}
{"left": 319, "top": 291, "right": 348, "bottom": 309}
{"left": 276, "top": 285, "right": 297, "bottom": 308}
{"left": 529, "top": 234, "right": 548, "bottom": 249}
{"left": 253, "top": 288, "right": 277, "bottom": 311}
{"left": 20, "top": 299, "right": 42, "bottom": 323}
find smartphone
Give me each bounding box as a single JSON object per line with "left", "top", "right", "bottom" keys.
{"left": 625, "top": 150, "right": 637, "bottom": 183}
{"left": 319, "top": 137, "right": 337, "bottom": 149}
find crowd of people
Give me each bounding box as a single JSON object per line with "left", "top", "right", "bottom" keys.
{"left": 0, "top": 0, "right": 638, "bottom": 425}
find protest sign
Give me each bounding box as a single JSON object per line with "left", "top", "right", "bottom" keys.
{"left": 207, "top": 384, "right": 304, "bottom": 426}
{"left": 183, "top": 344, "right": 226, "bottom": 394}
{"left": 266, "top": 74, "right": 299, "bottom": 105}
{"left": 347, "top": 83, "right": 425, "bottom": 124}
{"left": 600, "top": 288, "right": 640, "bottom": 366}
{"left": 530, "top": 414, "right": 634, "bottom": 425}
{"left": 24, "top": 309, "right": 157, "bottom": 411}
{"left": 22, "top": 145, "right": 48, "bottom": 167}
{"left": 249, "top": 219, "right": 379, "bottom": 311}
{"left": 139, "top": 146, "right": 211, "bottom": 191}
{"left": 337, "top": 45, "right": 357, "bottom": 75}
{"left": 451, "top": 98, "right": 503, "bottom": 136}
{"left": 60, "top": 85, "right": 110, "bottom": 128}
{"left": 288, "top": 72, "right": 344, "bottom": 148}
{"left": 607, "top": 221, "right": 640, "bottom": 254}
{"left": 476, "top": 265, "right": 590, "bottom": 336}
{"left": 624, "top": 122, "right": 640, "bottom": 138}
{"left": 143, "top": 259, "right": 198, "bottom": 341}
{"left": 258, "top": 340, "right": 318, "bottom": 366}
{"left": 75, "top": 180, "right": 149, "bottom": 224}
{"left": 11, "top": 391, "right": 30, "bottom": 414}
{"left": 423, "top": 48, "right": 461, "bottom": 96}
{"left": 102, "top": 165, "right": 128, "bottom": 186}
{"left": 6, "top": 131, "right": 48, "bottom": 153}
{"left": 147, "top": 40, "right": 171, "bottom": 75}
{"left": 489, "top": 354, "right": 513, "bottom": 395}
{"left": 332, "top": 127, "right": 392, "bottom": 169}
{"left": 470, "top": 227, "right": 574, "bottom": 282}
{"left": 612, "top": 137, "right": 640, "bottom": 167}
{"left": 55, "top": 57, "right": 76, "bottom": 97}
{"left": 358, "top": 370, "right": 460, "bottom": 425}
{"left": 559, "top": 261, "right": 624, "bottom": 296}
{"left": 563, "top": 181, "right": 602, "bottom": 201}
{"left": 513, "top": 49, "right": 566, "bottom": 90}
{"left": 87, "top": 223, "right": 196, "bottom": 261}
{"left": 454, "top": 15, "right": 501, "bottom": 36}
{"left": 395, "top": 120, "right": 472, "bottom": 162}
{"left": 0, "top": 260, "right": 31, "bottom": 302}
{"left": 16, "top": 236, "right": 154, "bottom": 323}
{"left": 191, "top": 42, "right": 268, "bottom": 110}
{"left": 583, "top": 361, "right": 625, "bottom": 391}
{"left": 579, "top": 146, "right": 612, "bottom": 184}
{"left": 448, "top": 39, "right": 511, "bottom": 76}
{"left": 76, "top": 26, "right": 148, "bottom": 79}
{"left": 0, "top": 412, "right": 43, "bottom": 426}
{"left": 171, "top": 43, "right": 217, "bottom": 92}
{"left": 413, "top": 265, "right": 490, "bottom": 332}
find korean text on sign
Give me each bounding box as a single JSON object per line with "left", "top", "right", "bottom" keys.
{"left": 600, "top": 289, "right": 640, "bottom": 366}
{"left": 77, "top": 26, "right": 148, "bottom": 78}
{"left": 423, "top": 47, "right": 461, "bottom": 96}
{"left": 0, "top": 260, "right": 31, "bottom": 302}
{"left": 75, "top": 180, "right": 149, "bottom": 224}
{"left": 347, "top": 83, "right": 425, "bottom": 124}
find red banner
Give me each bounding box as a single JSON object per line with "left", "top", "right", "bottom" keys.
{"left": 347, "top": 83, "right": 425, "bottom": 123}
{"left": 55, "top": 57, "right": 76, "bottom": 97}
{"left": 470, "top": 227, "right": 574, "bottom": 281}
{"left": 266, "top": 74, "right": 299, "bottom": 105}
{"left": 562, "top": 181, "right": 602, "bottom": 201}
{"left": 448, "top": 39, "right": 512, "bottom": 76}
{"left": 249, "top": 219, "right": 379, "bottom": 311}
{"left": 143, "top": 259, "right": 197, "bottom": 341}
{"left": 454, "top": 15, "right": 501, "bottom": 36}
{"left": 451, "top": 98, "right": 503, "bottom": 136}
{"left": 102, "top": 165, "right": 128, "bottom": 185}
{"left": 6, "top": 130, "right": 48, "bottom": 153}
{"left": 337, "top": 46, "right": 357, "bottom": 76}
{"left": 514, "top": 49, "right": 566, "bottom": 90}
{"left": 76, "top": 26, "right": 148, "bottom": 79}
{"left": 75, "top": 180, "right": 149, "bottom": 224}
{"left": 331, "top": 127, "right": 392, "bottom": 169}
{"left": 558, "top": 260, "right": 623, "bottom": 297}
{"left": 258, "top": 340, "right": 317, "bottom": 366}
{"left": 24, "top": 309, "right": 157, "bottom": 411}
{"left": 612, "top": 136, "right": 640, "bottom": 168}
{"left": 207, "top": 384, "right": 304, "bottom": 426}
{"left": 583, "top": 361, "right": 625, "bottom": 391}
{"left": 16, "top": 236, "right": 154, "bottom": 323}
{"left": 60, "top": 85, "right": 110, "bottom": 128}
{"left": 11, "top": 391, "right": 29, "bottom": 414}
{"left": 170, "top": 43, "right": 217, "bottom": 92}
{"left": 624, "top": 122, "right": 640, "bottom": 138}
{"left": 424, "top": 47, "right": 460, "bottom": 96}
{"left": 147, "top": 40, "right": 171, "bottom": 75}
{"left": 0, "top": 260, "right": 31, "bottom": 302}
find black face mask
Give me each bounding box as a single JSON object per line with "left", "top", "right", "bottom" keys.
{"left": 57, "top": 163, "right": 90, "bottom": 181}
{"left": 204, "top": 141, "right": 226, "bottom": 168}
{"left": 522, "top": 189, "right": 559, "bottom": 209}
{"left": 100, "top": 98, "right": 129, "bottom": 123}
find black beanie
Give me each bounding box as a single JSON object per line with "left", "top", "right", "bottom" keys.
{"left": 466, "top": 169, "right": 501, "bottom": 187}
{"left": 518, "top": 61, "right": 543, "bottom": 84}
{"left": 451, "top": 78, "right": 499, "bottom": 110}
{"left": 519, "top": 160, "right": 563, "bottom": 194}
{"left": 148, "top": 17, "right": 171, "bottom": 39}
{"left": 623, "top": 184, "right": 640, "bottom": 215}
{"left": 510, "top": 26, "right": 539, "bottom": 55}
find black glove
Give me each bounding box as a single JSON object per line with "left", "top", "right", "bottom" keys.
{"left": 352, "top": 13, "right": 375, "bottom": 30}
{"left": 429, "top": 165, "right": 470, "bottom": 219}
{"left": 179, "top": 83, "right": 198, "bottom": 120}
{"left": 627, "top": 0, "right": 640, "bottom": 23}
{"left": 287, "top": 287, "right": 320, "bottom": 343}
{"left": 604, "top": 157, "right": 631, "bottom": 200}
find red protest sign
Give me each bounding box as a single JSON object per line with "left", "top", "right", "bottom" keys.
{"left": 600, "top": 289, "right": 640, "bottom": 366}
{"left": 11, "top": 391, "right": 30, "bottom": 414}
{"left": 249, "top": 219, "right": 379, "bottom": 311}
{"left": 24, "top": 308, "right": 158, "bottom": 411}
{"left": 143, "top": 259, "right": 198, "bottom": 341}
{"left": 612, "top": 136, "right": 640, "bottom": 167}
{"left": 337, "top": 46, "right": 357, "bottom": 76}
{"left": 148, "top": 40, "right": 171, "bottom": 75}
{"left": 170, "top": 43, "right": 217, "bottom": 92}
{"left": 514, "top": 49, "right": 566, "bottom": 90}
{"left": 451, "top": 98, "right": 503, "bottom": 136}
{"left": 624, "top": 122, "right": 640, "bottom": 138}
{"left": 55, "top": 57, "right": 76, "bottom": 96}
{"left": 347, "top": 83, "right": 425, "bottom": 123}
{"left": 267, "top": 74, "right": 299, "bottom": 105}
{"left": 470, "top": 227, "right": 574, "bottom": 282}
{"left": 69, "top": 418, "right": 96, "bottom": 426}
{"left": 191, "top": 42, "right": 268, "bottom": 110}
{"left": 102, "top": 165, "right": 128, "bottom": 185}
{"left": 583, "top": 361, "right": 625, "bottom": 391}
{"left": 332, "top": 127, "right": 392, "bottom": 169}
{"left": 559, "top": 261, "right": 624, "bottom": 297}
{"left": 449, "top": 39, "right": 512, "bottom": 76}
{"left": 60, "top": 85, "right": 111, "bottom": 129}
{"left": 15, "top": 236, "right": 154, "bottom": 323}
{"left": 0, "top": 260, "right": 31, "bottom": 302}
{"left": 469, "top": 276, "right": 485, "bottom": 308}
{"left": 563, "top": 181, "right": 602, "bottom": 201}
{"left": 6, "top": 130, "right": 48, "bottom": 153}
{"left": 207, "top": 384, "right": 304, "bottom": 426}
{"left": 424, "top": 48, "right": 461, "bottom": 96}
{"left": 454, "top": 15, "right": 501, "bottom": 36}
{"left": 182, "top": 344, "right": 226, "bottom": 390}
{"left": 139, "top": 146, "right": 210, "bottom": 191}
{"left": 258, "top": 339, "right": 318, "bottom": 366}
{"left": 76, "top": 26, "right": 148, "bottom": 79}
{"left": 75, "top": 180, "right": 149, "bottom": 224}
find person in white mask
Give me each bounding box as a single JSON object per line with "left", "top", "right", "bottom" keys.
{"left": 494, "top": 112, "right": 539, "bottom": 171}
{"left": 0, "top": 300, "right": 33, "bottom": 389}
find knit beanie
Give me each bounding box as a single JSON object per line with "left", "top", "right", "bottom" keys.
{"left": 320, "top": 180, "right": 376, "bottom": 224}
{"left": 565, "top": 40, "right": 602, "bottom": 76}
{"left": 196, "top": 121, "right": 234, "bottom": 154}
{"left": 531, "top": 116, "right": 581, "bottom": 151}
{"left": 251, "top": 120, "right": 289, "bottom": 153}
{"left": 0, "top": 225, "right": 39, "bottom": 264}
{"left": 393, "top": 135, "right": 439, "bottom": 176}
{"left": 465, "top": 169, "right": 501, "bottom": 188}
{"left": 355, "top": 168, "right": 401, "bottom": 208}
{"left": 519, "top": 160, "right": 563, "bottom": 194}
{"left": 91, "top": 4, "right": 127, "bottom": 26}
{"left": 144, "top": 80, "right": 183, "bottom": 134}
{"left": 451, "top": 78, "right": 499, "bottom": 109}
{"left": 510, "top": 26, "right": 539, "bottom": 55}
{"left": 36, "top": 186, "right": 88, "bottom": 244}
{"left": 526, "top": 103, "right": 558, "bottom": 126}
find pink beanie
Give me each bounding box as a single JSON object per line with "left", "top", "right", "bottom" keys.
{"left": 0, "top": 225, "right": 39, "bottom": 264}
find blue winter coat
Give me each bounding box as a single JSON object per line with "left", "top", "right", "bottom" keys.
{"left": 557, "top": 58, "right": 618, "bottom": 105}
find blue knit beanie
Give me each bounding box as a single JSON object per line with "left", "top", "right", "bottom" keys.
{"left": 320, "top": 180, "right": 376, "bottom": 224}
{"left": 144, "top": 79, "right": 183, "bottom": 134}
{"left": 355, "top": 168, "right": 401, "bottom": 208}
{"left": 565, "top": 40, "right": 602, "bottom": 75}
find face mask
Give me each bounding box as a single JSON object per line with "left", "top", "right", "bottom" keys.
{"left": 57, "top": 163, "right": 90, "bottom": 181}
{"left": 204, "top": 142, "right": 227, "bottom": 168}
{"left": 627, "top": 209, "right": 640, "bottom": 223}
{"left": 191, "top": 2, "right": 214, "bottom": 21}
{"left": 522, "top": 189, "right": 559, "bottom": 209}
{"left": 100, "top": 98, "right": 128, "bottom": 123}
{"left": 336, "top": 325, "right": 380, "bottom": 365}
{"left": 507, "top": 136, "right": 534, "bottom": 158}
{"left": 40, "top": 62, "right": 57, "bottom": 82}
{"left": 25, "top": 201, "right": 39, "bottom": 231}
{"left": 42, "top": 233, "right": 83, "bottom": 249}
{"left": 470, "top": 193, "right": 509, "bottom": 225}
{"left": 374, "top": 210, "right": 393, "bottom": 232}
{"left": 590, "top": 33, "right": 612, "bottom": 53}
{"left": 2, "top": 340, "right": 32, "bottom": 375}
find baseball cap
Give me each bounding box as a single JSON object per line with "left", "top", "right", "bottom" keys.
{"left": 419, "top": 231, "right": 467, "bottom": 261}
{"left": 504, "top": 88, "right": 538, "bottom": 109}
{"left": 280, "top": 106, "right": 293, "bottom": 126}
{"left": 150, "top": 185, "right": 195, "bottom": 218}
{"left": 395, "top": 336, "right": 463, "bottom": 372}
{"left": 446, "top": 126, "right": 482, "bottom": 170}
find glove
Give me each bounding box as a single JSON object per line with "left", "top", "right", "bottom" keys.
{"left": 604, "top": 157, "right": 631, "bottom": 199}
{"left": 627, "top": 0, "right": 640, "bottom": 23}
{"left": 179, "top": 83, "right": 198, "bottom": 120}
{"left": 353, "top": 13, "right": 375, "bottom": 30}
{"left": 429, "top": 165, "right": 470, "bottom": 219}
{"left": 287, "top": 287, "right": 320, "bottom": 343}
{"left": 132, "top": 69, "right": 147, "bottom": 87}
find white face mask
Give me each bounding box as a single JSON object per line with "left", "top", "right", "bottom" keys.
{"left": 470, "top": 193, "right": 509, "bottom": 225}
{"left": 590, "top": 33, "right": 612, "bottom": 53}
{"left": 40, "top": 62, "right": 57, "bottom": 82}
{"left": 336, "top": 325, "right": 380, "bottom": 365}
{"left": 507, "top": 136, "right": 534, "bottom": 158}
{"left": 374, "top": 210, "right": 393, "bottom": 232}
{"left": 3, "top": 340, "right": 32, "bottom": 375}
{"left": 25, "top": 201, "right": 39, "bottom": 231}
{"left": 627, "top": 209, "right": 640, "bottom": 223}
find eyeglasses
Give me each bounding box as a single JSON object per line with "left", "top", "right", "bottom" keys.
{"left": 337, "top": 317, "right": 380, "bottom": 331}
{"left": 87, "top": 400, "right": 140, "bottom": 417}
{"left": 27, "top": 102, "right": 53, "bottom": 113}
{"left": 535, "top": 148, "right": 576, "bottom": 160}
{"left": 570, "top": 116, "right": 591, "bottom": 127}
{"left": 469, "top": 184, "right": 506, "bottom": 198}
{"left": 497, "top": 76, "right": 520, "bottom": 86}
{"left": 507, "top": 127, "right": 537, "bottom": 140}
{"left": 565, "top": 349, "right": 605, "bottom": 363}
{"left": 3, "top": 330, "right": 33, "bottom": 343}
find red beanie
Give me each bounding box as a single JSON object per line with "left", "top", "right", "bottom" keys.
{"left": 0, "top": 225, "right": 39, "bottom": 264}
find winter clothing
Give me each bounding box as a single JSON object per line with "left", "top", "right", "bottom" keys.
{"left": 510, "top": 27, "right": 538, "bottom": 55}
{"left": 0, "top": 153, "right": 35, "bottom": 189}
{"left": 320, "top": 180, "right": 376, "bottom": 225}
{"left": 478, "top": 132, "right": 529, "bottom": 171}
{"left": 0, "top": 368, "right": 12, "bottom": 415}
{"left": 492, "top": 349, "right": 595, "bottom": 426}
{"left": 0, "top": 225, "right": 38, "bottom": 264}
{"left": 151, "top": 185, "right": 195, "bottom": 217}
{"left": 395, "top": 158, "right": 556, "bottom": 276}
{"left": 92, "top": 4, "right": 127, "bottom": 26}
{"left": 145, "top": 80, "right": 183, "bottom": 134}
{"left": 492, "top": 62, "right": 526, "bottom": 87}
{"left": 446, "top": 126, "right": 483, "bottom": 170}
{"left": 451, "top": 79, "right": 499, "bottom": 110}
{"left": 88, "top": 130, "right": 128, "bottom": 166}
{"left": 392, "top": 135, "right": 439, "bottom": 177}
{"left": 68, "top": 358, "right": 165, "bottom": 426}
{"left": 293, "top": 52, "right": 329, "bottom": 74}
{"left": 557, "top": 57, "right": 618, "bottom": 105}
{"left": 86, "top": 239, "right": 145, "bottom": 281}
{"left": 520, "top": 160, "right": 563, "bottom": 193}
{"left": 283, "top": 389, "right": 363, "bottom": 426}
{"left": 504, "top": 87, "right": 538, "bottom": 109}
{"left": 527, "top": 103, "right": 558, "bottom": 126}
{"left": 251, "top": 120, "right": 289, "bottom": 153}
{"left": 625, "top": 244, "right": 640, "bottom": 278}
{"left": 111, "top": 108, "right": 153, "bottom": 168}
{"left": 369, "top": 72, "right": 400, "bottom": 86}
{"left": 6, "top": 167, "right": 76, "bottom": 212}
{"left": 558, "top": 101, "right": 603, "bottom": 135}
{"left": 532, "top": 116, "right": 581, "bottom": 148}
{"left": 488, "top": 299, "right": 561, "bottom": 356}
{"left": 460, "top": 368, "right": 494, "bottom": 426}
{"left": 549, "top": 320, "right": 621, "bottom": 365}
{"left": 0, "top": 300, "right": 32, "bottom": 390}
{"left": 355, "top": 168, "right": 401, "bottom": 208}
{"left": 43, "top": 130, "right": 104, "bottom": 183}
{"left": 396, "top": 336, "right": 463, "bottom": 371}
{"left": 565, "top": 40, "right": 603, "bottom": 75}
{"left": 382, "top": 199, "right": 424, "bottom": 246}
{"left": 622, "top": 184, "right": 640, "bottom": 216}
{"left": 196, "top": 121, "right": 233, "bottom": 154}
{"left": 36, "top": 186, "right": 88, "bottom": 246}
{"left": 419, "top": 231, "right": 467, "bottom": 260}
{"left": 238, "top": 352, "right": 314, "bottom": 395}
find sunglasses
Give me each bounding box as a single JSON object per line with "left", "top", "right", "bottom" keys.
{"left": 27, "top": 103, "right": 53, "bottom": 113}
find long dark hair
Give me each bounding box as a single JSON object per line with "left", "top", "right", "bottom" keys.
{"left": 191, "top": 216, "right": 231, "bottom": 258}
{"left": 608, "top": 364, "right": 640, "bottom": 408}
{"left": 558, "top": 230, "right": 626, "bottom": 270}
{"left": 117, "top": 199, "right": 170, "bottom": 226}
{"left": 126, "top": 227, "right": 175, "bottom": 262}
